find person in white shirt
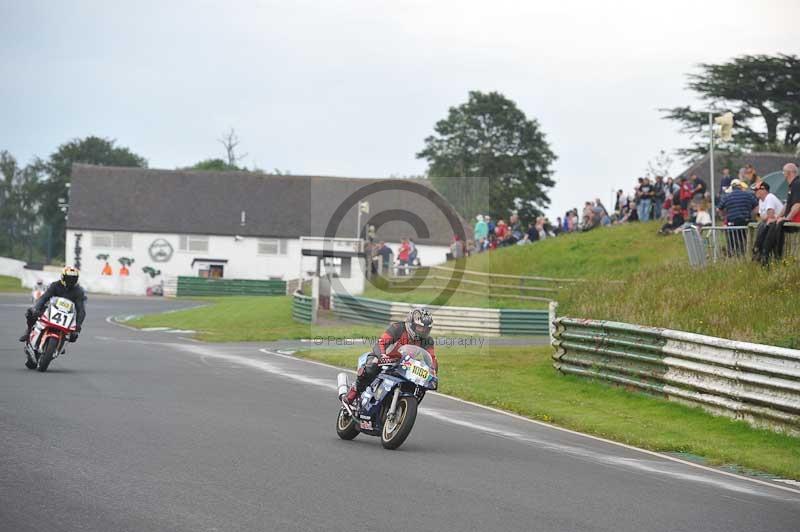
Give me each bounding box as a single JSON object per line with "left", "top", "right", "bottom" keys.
{"left": 755, "top": 182, "right": 783, "bottom": 222}
{"left": 694, "top": 201, "right": 712, "bottom": 226}
{"left": 752, "top": 181, "right": 784, "bottom": 260}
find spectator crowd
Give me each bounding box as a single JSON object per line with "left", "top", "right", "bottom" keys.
{"left": 367, "top": 161, "right": 799, "bottom": 271}
{"left": 466, "top": 161, "right": 800, "bottom": 264}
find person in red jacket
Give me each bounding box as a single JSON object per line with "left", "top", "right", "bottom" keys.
{"left": 342, "top": 308, "right": 437, "bottom": 406}
{"left": 396, "top": 238, "right": 411, "bottom": 275}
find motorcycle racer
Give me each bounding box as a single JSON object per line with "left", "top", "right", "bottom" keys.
{"left": 19, "top": 266, "right": 87, "bottom": 344}
{"left": 342, "top": 308, "right": 437, "bottom": 405}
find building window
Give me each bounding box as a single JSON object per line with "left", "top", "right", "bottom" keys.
{"left": 258, "top": 238, "right": 288, "bottom": 255}
{"left": 179, "top": 235, "right": 209, "bottom": 253}
{"left": 91, "top": 232, "right": 132, "bottom": 249}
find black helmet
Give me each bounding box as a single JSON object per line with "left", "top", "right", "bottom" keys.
{"left": 405, "top": 308, "right": 433, "bottom": 341}
{"left": 61, "top": 266, "right": 79, "bottom": 289}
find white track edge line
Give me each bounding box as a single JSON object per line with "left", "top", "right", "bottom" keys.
{"left": 105, "top": 315, "right": 139, "bottom": 331}
{"left": 258, "top": 347, "right": 800, "bottom": 496}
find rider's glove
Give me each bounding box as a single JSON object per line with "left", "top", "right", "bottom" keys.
{"left": 68, "top": 333, "right": 79, "bottom": 343}
{"left": 75, "top": 324, "right": 82, "bottom": 333}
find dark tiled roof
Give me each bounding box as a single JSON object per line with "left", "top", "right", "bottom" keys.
{"left": 67, "top": 165, "right": 466, "bottom": 246}
{"left": 677, "top": 152, "right": 800, "bottom": 183}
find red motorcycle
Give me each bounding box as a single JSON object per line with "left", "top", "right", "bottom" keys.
{"left": 25, "top": 297, "right": 78, "bottom": 372}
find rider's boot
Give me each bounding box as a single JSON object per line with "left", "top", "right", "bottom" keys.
{"left": 19, "top": 329, "right": 30, "bottom": 342}
{"left": 343, "top": 385, "right": 359, "bottom": 405}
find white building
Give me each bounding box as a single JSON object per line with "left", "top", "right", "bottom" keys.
{"left": 65, "top": 165, "right": 465, "bottom": 295}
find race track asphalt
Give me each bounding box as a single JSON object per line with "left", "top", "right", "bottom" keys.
{"left": 0, "top": 294, "right": 798, "bottom": 532}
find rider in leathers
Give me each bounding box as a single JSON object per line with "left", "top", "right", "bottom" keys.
{"left": 20, "top": 266, "right": 86, "bottom": 343}
{"left": 343, "top": 308, "right": 437, "bottom": 405}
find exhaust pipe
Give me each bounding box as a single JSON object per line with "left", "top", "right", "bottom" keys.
{"left": 336, "top": 372, "right": 349, "bottom": 398}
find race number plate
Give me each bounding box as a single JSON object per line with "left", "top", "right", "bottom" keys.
{"left": 55, "top": 299, "right": 74, "bottom": 312}
{"left": 411, "top": 364, "right": 429, "bottom": 380}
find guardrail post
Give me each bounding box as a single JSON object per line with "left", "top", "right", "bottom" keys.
{"left": 548, "top": 301, "right": 559, "bottom": 345}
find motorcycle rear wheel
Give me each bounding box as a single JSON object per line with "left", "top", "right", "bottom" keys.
{"left": 381, "top": 396, "right": 417, "bottom": 450}
{"left": 37, "top": 337, "right": 57, "bottom": 372}
{"left": 336, "top": 408, "right": 359, "bottom": 440}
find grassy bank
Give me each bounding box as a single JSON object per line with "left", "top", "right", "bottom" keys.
{"left": 362, "top": 222, "right": 682, "bottom": 308}
{"left": 361, "top": 222, "right": 799, "bottom": 347}
{"left": 559, "top": 259, "right": 800, "bottom": 348}
{"left": 298, "top": 345, "right": 800, "bottom": 479}
{"left": 127, "top": 296, "right": 377, "bottom": 342}
{"left": 0, "top": 275, "right": 26, "bottom": 293}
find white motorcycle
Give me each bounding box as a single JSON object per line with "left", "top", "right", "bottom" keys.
{"left": 24, "top": 297, "right": 78, "bottom": 372}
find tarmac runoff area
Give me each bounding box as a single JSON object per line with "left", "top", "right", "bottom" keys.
{"left": 0, "top": 293, "right": 798, "bottom": 532}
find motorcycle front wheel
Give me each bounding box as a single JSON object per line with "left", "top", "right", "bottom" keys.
{"left": 336, "top": 407, "right": 359, "bottom": 440}
{"left": 37, "top": 337, "right": 58, "bottom": 372}
{"left": 381, "top": 396, "right": 417, "bottom": 450}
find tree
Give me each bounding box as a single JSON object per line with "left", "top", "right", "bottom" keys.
{"left": 417, "top": 91, "right": 556, "bottom": 222}
{"left": 187, "top": 158, "right": 243, "bottom": 172}
{"left": 645, "top": 149, "right": 674, "bottom": 178}
{"left": 662, "top": 54, "right": 800, "bottom": 159}
{"left": 0, "top": 151, "right": 44, "bottom": 261}
{"left": 218, "top": 128, "right": 247, "bottom": 167}
{"left": 41, "top": 136, "right": 147, "bottom": 260}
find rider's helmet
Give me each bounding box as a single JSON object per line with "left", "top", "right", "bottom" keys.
{"left": 405, "top": 308, "right": 433, "bottom": 341}
{"left": 60, "top": 266, "right": 80, "bottom": 289}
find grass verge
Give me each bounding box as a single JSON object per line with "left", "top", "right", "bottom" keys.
{"left": 297, "top": 344, "right": 800, "bottom": 479}
{"left": 0, "top": 275, "right": 26, "bottom": 293}
{"left": 126, "top": 296, "right": 378, "bottom": 342}
{"left": 362, "top": 221, "right": 798, "bottom": 347}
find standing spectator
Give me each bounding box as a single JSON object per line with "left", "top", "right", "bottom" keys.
{"left": 690, "top": 174, "right": 707, "bottom": 201}
{"left": 759, "top": 163, "right": 800, "bottom": 263}
{"left": 593, "top": 200, "right": 609, "bottom": 227}
{"left": 450, "top": 235, "right": 464, "bottom": 259}
{"left": 554, "top": 217, "right": 563, "bottom": 236}
{"left": 408, "top": 238, "right": 418, "bottom": 266}
{"left": 567, "top": 210, "right": 578, "bottom": 232}
{"left": 744, "top": 164, "right": 760, "bottom": 187}
{"left": 508, "top": 213, "right": 523, "bottom": 244}
{"left": 486, "top": 215, "right": 495, "bottom": 237}
{"left": 718, "top": 179, "right": 757, "bottom": 257}
{"left": 535, "top": 217, "right": 548, "bottom": 240}
{"left": 637, "top": 178, "right": 653, "bottom": 222}
{"left": 719, "top": 167, "right": 732, "bottom": 200}
{"left": 653, "top": 176, "right": 666, "bottom": 220}
{"left": 494, "top": 219, "right": 508, "bottom": 240}
{"left": 397, "top": 238, "right": 411, "bottom": 275}
{"left": 615, "top": 189, "right": 627, "bottom": 215}
{"left": 678, "top": 177, "right": 693, "bottom": 217}
{"left": 376, "top": 241, "right": 393, "bottom": 274}
{"left": 474, "top": 215, "right": 488, "bottom": 250}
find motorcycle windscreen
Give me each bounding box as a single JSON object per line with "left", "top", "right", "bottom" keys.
{"left": 397, "top": 345, "right": 433, "bottom": 367}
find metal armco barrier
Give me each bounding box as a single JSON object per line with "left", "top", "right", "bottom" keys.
{"left": 551, "top": 316, "right": 800, "bottom": 435}
{"left": 176, "top": 277, "right": 286, "bottom": 296}
{"left": 291, "top": 292, "right": 314, "bottom": 324}
{"left": 331, "top": 294, "right": 548, "bottom": 336}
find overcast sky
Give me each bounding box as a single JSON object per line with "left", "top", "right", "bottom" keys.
{"left": 2, "top": 0, "right": 798, "bottom": 219}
